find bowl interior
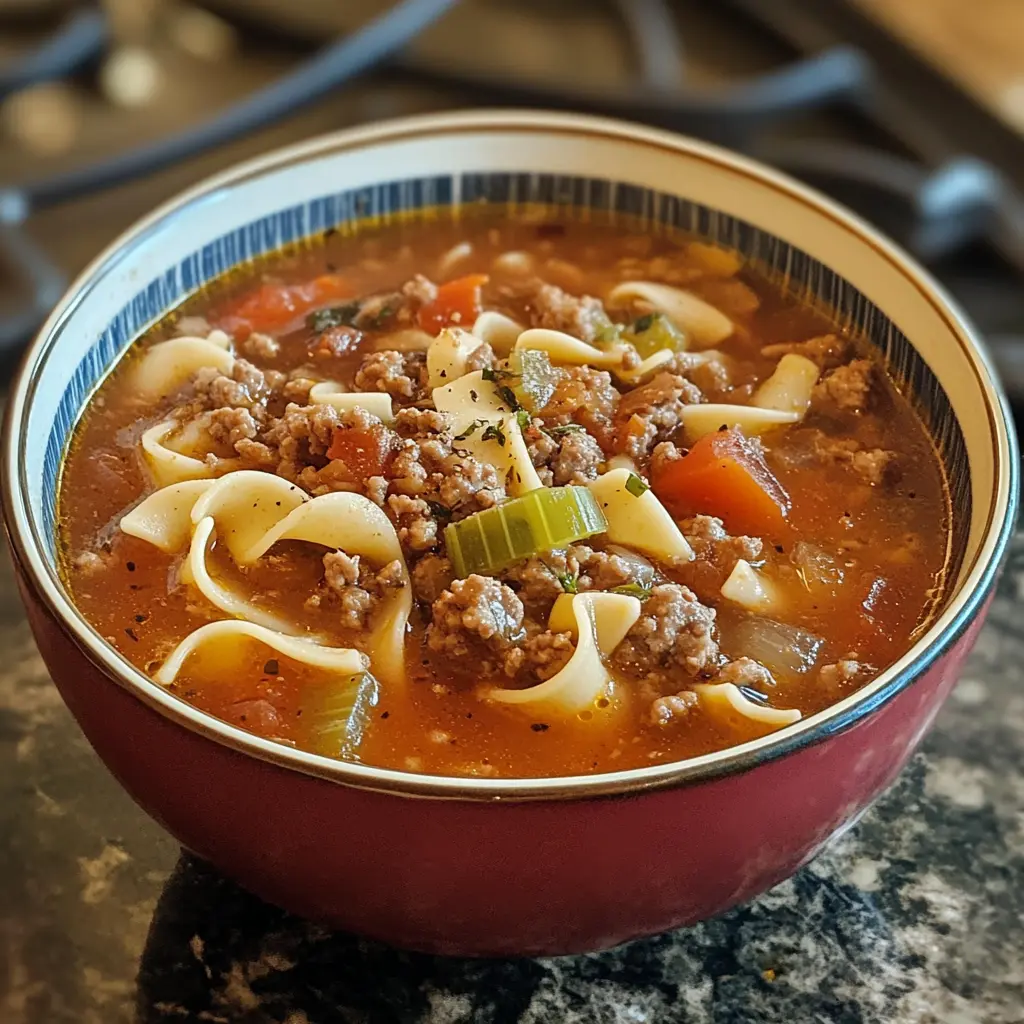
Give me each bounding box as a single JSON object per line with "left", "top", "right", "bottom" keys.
{"left": 5, "top": 111, "right": 1015, "bottom": 797}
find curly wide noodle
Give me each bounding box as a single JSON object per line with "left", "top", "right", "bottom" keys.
{"left": 154, "top": 619, "right": 367, "bottom": 686}
{"left": 131, "top": 330, "right": 234, "bottom": 399}
{"left": 120, "top": 325, "right": 802, "bottom": 731}
{"left": 484, "top": 592, "right": 640, "bottom": 714}
{"left": 605, "top": 281, "right": 734, "bottom": 347}
{"left": 119, "top": 471, "right": 412, "bottom": 687}
{"left": 692, "top": 682, "right": 802, "bottom": 727}
{"left": 140, "top": 420, "right": 214, "bottom": 486}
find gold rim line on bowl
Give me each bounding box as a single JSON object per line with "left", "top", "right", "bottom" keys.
{"left": 2, "top": 109, "right": 1018, "bottom": 802}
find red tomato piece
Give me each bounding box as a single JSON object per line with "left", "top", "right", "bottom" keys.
{"left": 417, "top": 274, "right": 489, "bottom": 333}
{"left": 220, "top": 273, "right": 351, "bottom": 336}
{"left": 652, "top": 427, "right": 790, "bottom": 537}
{"left": 327, "top": 424, "right": 399, "bottom": 479}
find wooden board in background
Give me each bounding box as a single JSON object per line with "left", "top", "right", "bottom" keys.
{"left": 848, "top": 0, "right": 1024, "bottom": 133}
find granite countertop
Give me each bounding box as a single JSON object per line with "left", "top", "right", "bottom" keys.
{"left": 2, "top": 528, "right": 1023, "bottom": 1024}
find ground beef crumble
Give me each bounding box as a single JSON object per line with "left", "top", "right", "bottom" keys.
{"left": 502, "top": 544, "right": 646, "bottom": 611}
{"left": 614, "top": 371, "right": 702, "bottom": 461}
{"left": 613, "top": 583, "right": 719, "bottom": 678}
{"left": 311, "top": 551, "right": 405, "bottom": 628}
{"left": 677, "top": 514, "right": 763, "bottom": 597}
{"left": 538, "top": 366, "right": 620, "bottom": 448}
{"left": 353, "top": 350, "right": 429, "bottom": 404}
{"left": 717, "top": 656, "right": 775, "bottom": 690}
{"left": 761, "top": 334, "right": 849, "bottom": 369}
{"left": 528, "top": 283, "right": 611, "bottom": 343}
{"left": 819, "top": 659, "right": 865, "bottom": 691}
{"left": 427, "top": 575, "right": 525, "bottom": 656}
{"left": 812, "top": 359, "right": 875, "bottom": 414}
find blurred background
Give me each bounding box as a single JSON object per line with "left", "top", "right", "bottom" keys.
{"left": 4, "top": 0, "right": 1024, "bottom": 405}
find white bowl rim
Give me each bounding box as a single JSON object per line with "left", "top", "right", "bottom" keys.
{"left": 3, "top": 108, "right": 1018, "bottom": 802}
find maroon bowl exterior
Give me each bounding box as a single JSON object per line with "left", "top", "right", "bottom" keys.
{"left": 15, "top": 559, "right": 990, "bottom": 957}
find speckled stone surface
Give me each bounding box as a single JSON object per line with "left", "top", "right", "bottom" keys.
{"left": 3, "top": 529, "right": 1024, "bottom": 1024}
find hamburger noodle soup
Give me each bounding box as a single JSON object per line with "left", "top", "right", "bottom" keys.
{"left": 59, "top": 214, "right": 950, "bottom": 778}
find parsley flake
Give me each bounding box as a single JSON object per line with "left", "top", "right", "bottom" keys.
{"left": 625, "top": 473, "right": 650, "bottom": 497}
{"left": 481, "top": 421, "right": 507, "bottom": 446}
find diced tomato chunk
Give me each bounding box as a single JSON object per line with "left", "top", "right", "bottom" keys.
{"left": 327, "top": 424, "right": 398, "bottom": 479}
{"left": 652, "top": 427, "right": 790, "bottom": 537}
{"left": 417, "top": 273, "right": 488, "bottom": 333}
{"left": 219, "top": 273, "right": 351, "bottom": 336}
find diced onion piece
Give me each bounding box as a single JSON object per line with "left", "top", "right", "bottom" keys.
{"left": 308, "top": 382, "right": 394, "bottom": 422}
{"left": 132, "top": 334, "right": 234, "bottom": 398}
{"left": 155, "top": 619, "right": 367, "bottom": 686}
{"left": 623, "top": 312, "right": 687, "bottom": 358}
{"left": 753, "top": 354, "right": 820, "bottom": 415}
{"left": 514, "top": 328, "right": 632, "bottom": 369}
{"left": 445, "top": 486, "right": 607, "bottom": 578}
{"left": 427, "top": 327, "right": 486, "bottom": 389}
{"left": 472, "top": 311, "right": 522, "bottom": 354}
{"left": 693, "top": 682, "right": 801, "bottom": 728}
{"left": 587, "top": 468, "right": 693, "bottom": 564}
{"left": 141, "top": 420, "right": 215, "bottom": 486}
{"left": 509, "top": 348, "right": 559, "bottom": 412}
{"left": 615, "top": 348, "right": 675, "bottom": 385}
{"left": 548, "top": 592, "right": 641, "bottom": 654}
{"left": 607, "top": 281, "right": 733, "bottom": 347}
{"left": 721, "top": 558, "right": 777, "bottom": 612}
{"left": 791, "top": 541, "right": 843, "bottom": 589}
{"left": 679, "top": 403, "right": 799, "bottom": 443}
{"left": 725, "top": 616, "right": 824, "bottom": 676}
{"left": 119, "top": 479, "right": 213, "bottom": 552}
{"left": 484, "top": 594, "right": 614, "bottom": 713}
{"left": 305, "top": 672, "right": 379, "bottom": 760}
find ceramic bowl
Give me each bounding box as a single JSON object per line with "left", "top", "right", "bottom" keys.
{"left": 3, "top": 111, "right": 1017, "bottom": 956}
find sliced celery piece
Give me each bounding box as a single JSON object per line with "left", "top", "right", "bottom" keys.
{"left": 304, "top": 671, "right": 379, "bottom": 760}
{"left": 509, "top": 348, "right": 560, "bottom": 412}
{"left": 446, "top": 486, "right": 607, "bottom": 577}
{"left": 624, "top": 312, "right": 686, "bottom": 359}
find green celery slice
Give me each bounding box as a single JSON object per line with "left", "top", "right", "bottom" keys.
{"left": 446, "top": 486, "right": 607, "bottom": 577}
{"left": 624, "top": 312, "right": 687, "bottom": 358}
{"left": 304, "top": 672, "right": 379, "bottom": 760}
{"left": 509, "top": 349, "right": 560, "bottom": 412}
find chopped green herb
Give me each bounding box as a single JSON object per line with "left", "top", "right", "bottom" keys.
{"left": 631, "top": 313, "right": 656, "bottom": 334}
{"left": 515, "top": 409, "right": 531, "bottom": 433}
{"left": 482, "top": 367, "right": 518, "bottom": 383}
{"left": 481, "top": 421, "right": 507, "bottom": 446}
{"left": 427, "top": 501, "right": 453, "bottom": 521}
{"left": 365, "top": 301, "right": 396, "bottom": 328}
{"left": 554, "top": 570, "right": 579, "bottom": 594}
{"left": 454, "top": 419, "right": 487, "bottom": 441}
{"left": 496, "top": 384, "right": 522, "bottom": 411}
{"left": 625, "top": 473, "right": 650, "bottom": 498}
{"left": 307, "top": 301, "right": 361, "bottom": 332}
{"left": 611, "top": 582, "right": 653, "bottom": 601}
{"left": 542, "top": 423, "right": 585, "bottom": 438}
